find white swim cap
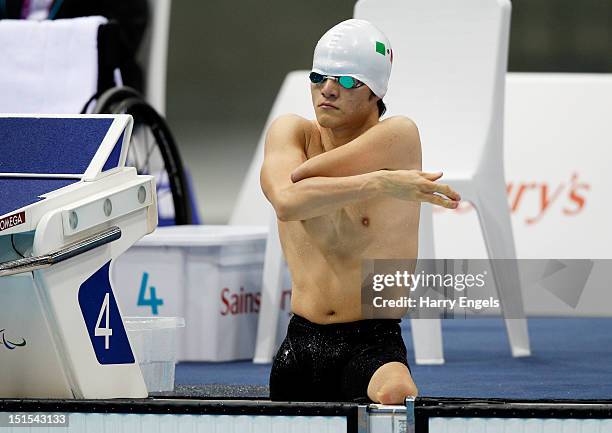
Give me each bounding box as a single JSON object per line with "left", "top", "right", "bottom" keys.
{"left": 312, "top": 19, "right": 393, "bottom": 99}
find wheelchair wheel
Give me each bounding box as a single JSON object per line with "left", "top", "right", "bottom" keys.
{"left": 92, "top": 87, "right": 193, "bottom": 225}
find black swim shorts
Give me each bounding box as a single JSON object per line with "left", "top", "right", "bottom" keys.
{"left": 269, "top": 313, "right": 411, "bottom": 402}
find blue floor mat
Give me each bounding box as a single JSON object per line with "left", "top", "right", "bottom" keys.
{"left": 175, "top": 317, "right": 612, "bottom": 400}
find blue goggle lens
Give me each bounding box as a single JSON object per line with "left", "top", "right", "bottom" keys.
{"left": 338, "top": 76, "right": 356, "bottom": 89}
{"left": 309, "top": 72, "right": 359, "bottom": 89}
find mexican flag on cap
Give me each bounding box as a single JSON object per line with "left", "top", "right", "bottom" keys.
{"left": 376, "top": 41, "right": 393, "bottom": 63}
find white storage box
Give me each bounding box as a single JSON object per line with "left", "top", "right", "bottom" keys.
{"left": 112, "top": 225, "right": 292, "bottom": 361}
{"left": 124, "top": 317, "right": 185, "bottom": 393}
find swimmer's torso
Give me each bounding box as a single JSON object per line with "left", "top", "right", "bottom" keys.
{"left": 278, "top": 120, "right": 420, "bottom": 324}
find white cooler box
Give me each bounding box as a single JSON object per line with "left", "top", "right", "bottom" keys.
{"left": 112, "top": 225, "right": 292, "bottom": 361}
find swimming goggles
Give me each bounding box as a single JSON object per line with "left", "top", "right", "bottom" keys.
{"left": 309, "top": 72, "right": 364, "bottom": 89}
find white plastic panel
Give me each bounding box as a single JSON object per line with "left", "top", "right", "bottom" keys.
{"left": 61, "top": 179, "right": 153, "bottom": 236}
{"left": 0, "top": 413, "right": 347, "bottom": 433}
{"left": 429, "top": 417, "right": 612, "bottom": 433}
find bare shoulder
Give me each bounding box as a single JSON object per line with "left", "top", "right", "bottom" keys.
{"left": 269, "top": 113, "right": 312, "bottom": 130}
{"left": 381, "top": 115, "right": 420, "bottom": 141}
{"left": 266, "top": 114, "right": 311, "bottom": 148}
{"left": 378, "top": 115, "right": 421, "bottom": 169}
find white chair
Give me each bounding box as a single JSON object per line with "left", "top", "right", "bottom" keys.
{"left": 234, "top": 0, "right": 530, "bottom": 364}
{"left": 354, "top": 0, "right": 529, "bottom": 363}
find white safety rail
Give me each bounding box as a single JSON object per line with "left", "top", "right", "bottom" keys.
{"left": 0, "top": 413, "right": 348, "bottom": 433}
{"left": 2, "top": 398, "right": 611, "bottom": 433}
{"left": 430, "top": 418, "right": 612, "bottom": 433}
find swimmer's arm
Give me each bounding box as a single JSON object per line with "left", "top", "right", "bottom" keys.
{"left": 272, "top": 174, "right": 385, "bottom": 221}
{"left": 291, "top": 116, "right": 421, "bottom": 182}
{"left": 261, "top": 114, "right": 386, "bottom": 221}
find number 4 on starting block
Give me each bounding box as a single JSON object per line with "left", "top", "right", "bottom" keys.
{"left": 94, "top": 293, "right": 113, "bottom": 350}
{"left": 79, "top": 262, "right": 135, "bottom": 364}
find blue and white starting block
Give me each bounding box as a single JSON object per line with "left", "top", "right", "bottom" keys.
{"left": 0, "top": 115, "right": 157, "bottom": 399}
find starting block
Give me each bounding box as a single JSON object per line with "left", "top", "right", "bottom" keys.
{"left": 0, "top": 115, "right": 157, "bottom": 399}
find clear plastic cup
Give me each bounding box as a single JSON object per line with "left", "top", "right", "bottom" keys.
{"left": 123, "top": 317, "right": 185, "bottom": 393}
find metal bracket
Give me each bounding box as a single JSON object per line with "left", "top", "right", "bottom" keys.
{"left": 405, "top": 396, "right": 415, "bottom": 433}
{"left": 357, "top": 404, "right": 369, "bottom": 433}
{"left": 0, "top": 226, "right": 121, "bottom": 277}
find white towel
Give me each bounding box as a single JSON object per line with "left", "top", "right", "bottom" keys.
{"left": 0, "top": 16, "right": 108, "bottom": 114}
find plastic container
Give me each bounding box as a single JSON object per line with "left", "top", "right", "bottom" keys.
{"left": 112, "top": 225, "right": 283, "bottom": 362}
{"left": 123, "top": 316, "right": 185, "bottom": 393}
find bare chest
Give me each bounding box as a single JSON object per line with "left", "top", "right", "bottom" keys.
{"left": 298, "top": 127, "right": 387, "bottom": 252}
{"left": 299, "top": 196, "right": 408, "bottom": 256}
{"left": 290, "top": 125, "right": 418, "bottom": 257}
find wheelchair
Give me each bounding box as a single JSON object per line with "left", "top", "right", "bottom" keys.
{"left": 81, "top": 86, "right": 196, "bottom": 226}
{"left": 0, "top": 15, "right": 197, "bottom": 226}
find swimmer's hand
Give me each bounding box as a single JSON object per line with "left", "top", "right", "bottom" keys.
{"left": 379, "top": 170, "right": 461, "bottom": 209}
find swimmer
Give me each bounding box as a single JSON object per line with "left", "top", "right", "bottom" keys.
{"left": 260, "top": 19, "right": 461, "bottom": 404}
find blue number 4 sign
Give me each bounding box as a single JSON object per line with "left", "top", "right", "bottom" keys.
{"left": 137, "top": 272, "right": 164, "bottom": 315}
